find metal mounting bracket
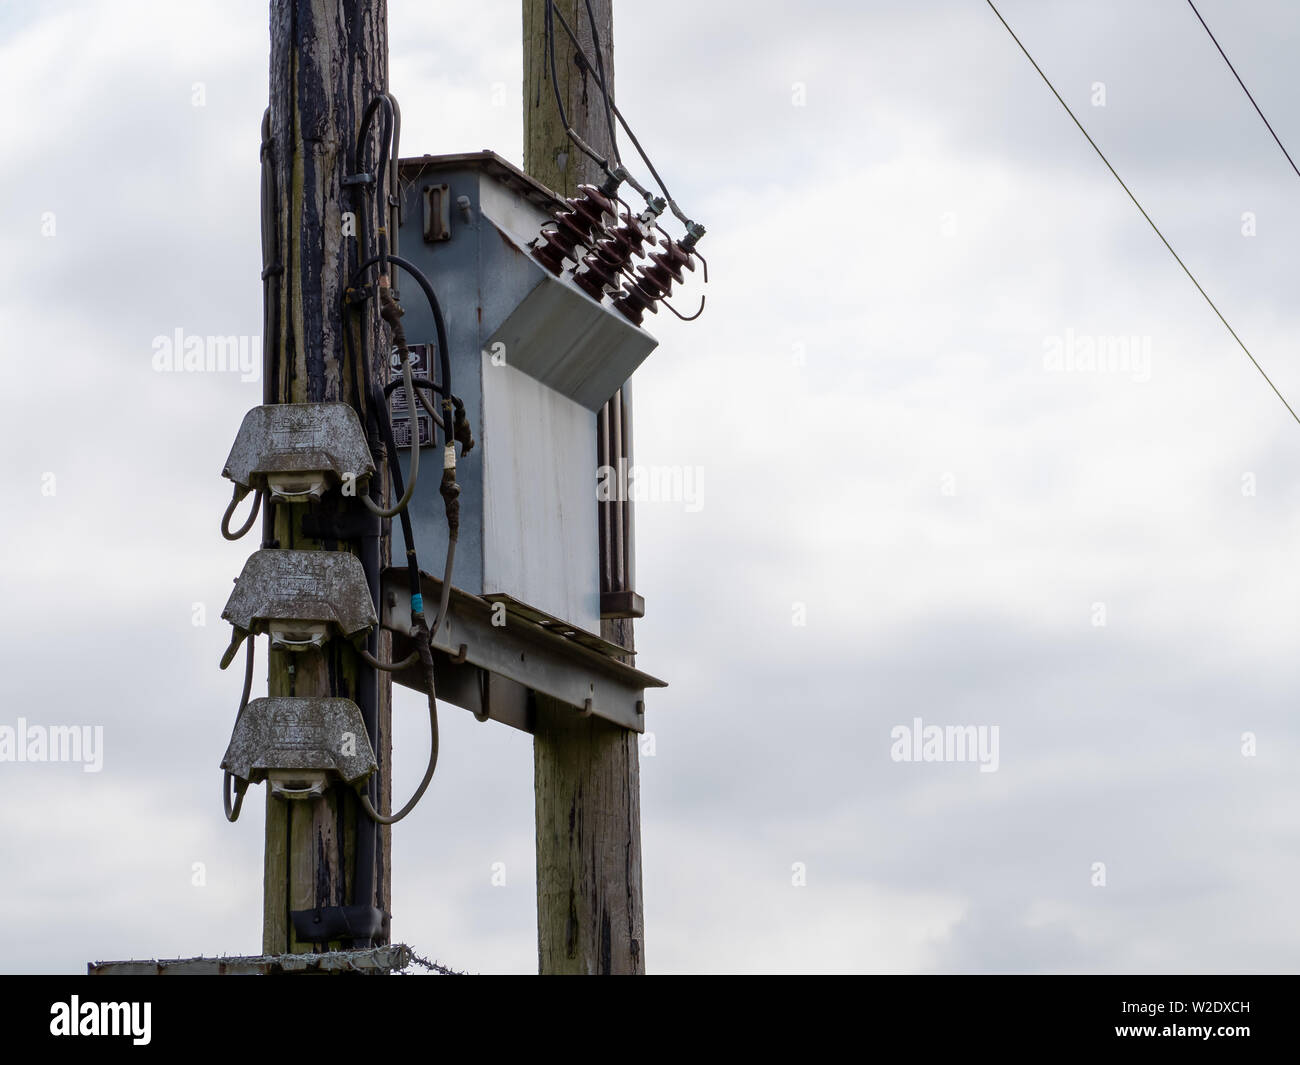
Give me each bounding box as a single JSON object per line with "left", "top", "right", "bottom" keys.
{"left": 381, "top": 567, "right": 664, "bottom": 733}
{"left": 289, "top": 905, "right": 386, "bottom": 945}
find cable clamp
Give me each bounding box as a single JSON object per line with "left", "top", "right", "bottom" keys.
{"left": 344, "top": 283, "right": 373, "bottom": 306}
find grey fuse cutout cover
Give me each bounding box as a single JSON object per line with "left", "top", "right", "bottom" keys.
{"left": 221, "top": 550, "right": 378, "bottom": 641}
{"left": 221, "top": 697, "right": 376, "bottom": 787}
{"left": 222, "top": 403, "right": 375, "bottom": 495}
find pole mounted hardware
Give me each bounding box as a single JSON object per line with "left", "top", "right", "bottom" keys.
{"left": 533, "top": 0, "right": 709, "bottom": 327}
{"left": 222, "top": 403, "right": 376, "bottom": 505}
{"left": 220, "top": 549, "right": 378, "bottom": 666}
{"left": 290, "top": 904, "right": 386, "bottom": 945}
{"left": 221, "top": 696, "right": 377, "bottom": 801}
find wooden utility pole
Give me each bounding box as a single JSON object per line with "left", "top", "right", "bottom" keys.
{"left": 262, "top": 0, "right": 392, "bottom": 953}
{"left": 523, "top": 0, "right": 646, "bottom": 974}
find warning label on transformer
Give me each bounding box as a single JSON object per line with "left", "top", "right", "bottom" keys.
{"left": 388, "top": 343, "right": 435, "bottom": 449}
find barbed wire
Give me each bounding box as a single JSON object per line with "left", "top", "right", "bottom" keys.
{"left": 89, "top": 944, "right": 471, "bottom": 976}
{"left": 404, "top": 947, "right": 470, "bottom": 976}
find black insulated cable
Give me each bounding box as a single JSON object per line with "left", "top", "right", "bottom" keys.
{"left": 1186, "top": 0, "right": 1300, "bottom": 182}
{"left": 985, "top": 0, "right": 1300, "bottom": 429}
{"left": 221, "top": 486, "right": 262, "bottom": 541}
{"left": 222, "top": 637, "right": 256, "bottom": 823}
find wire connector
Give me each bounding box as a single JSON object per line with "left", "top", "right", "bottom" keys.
{"left": 452, "top": 397, "right": 475, "bottom": 456}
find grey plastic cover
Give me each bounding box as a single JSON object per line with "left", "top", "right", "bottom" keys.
{"left": 222, "top": 403, "right": 375, "bottom": 490}
{"left": 221, "top": 549, "right": 378, "bottom": 641}
{"left": 221, "top": 697, "right": 376, "bottom": 786}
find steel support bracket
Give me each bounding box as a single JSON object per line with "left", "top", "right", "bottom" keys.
{"left": 381, "top": 567, "right": 664, "bottom": 732}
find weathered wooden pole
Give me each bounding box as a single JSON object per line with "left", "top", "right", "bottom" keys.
{"left": 262, "top": 0, "right": 392, "bottom": 954}
{"left": 523, "top": 0, "right": 646, "bottom": 974}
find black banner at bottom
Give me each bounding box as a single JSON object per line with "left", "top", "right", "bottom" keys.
{"left": 0, "top": 973, "right": 1289, "bottom": 1053}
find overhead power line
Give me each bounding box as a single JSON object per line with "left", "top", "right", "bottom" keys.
{"left": 1186, "top": 0, "right": 1300, "bottom": 182}
{"left": 983, "top": 0, "right": 1300, "bottom": 429}
{"left": 543, "top": 0, "right": 702, "bottom": 234}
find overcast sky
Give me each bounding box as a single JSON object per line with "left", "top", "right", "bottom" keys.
{"left": 2, "top": 0, "right": 1299, "bottom": 974}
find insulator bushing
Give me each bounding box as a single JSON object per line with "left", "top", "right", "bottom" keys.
{"left": 531, "top": 184, "right": 617, "bottom": 275}
{"left": 532, "top": 225, "right": 584, "bottom": 274}
{"left": 572, "top": 210, "right": 655, "bottom": 302}
{"left": 647, "top": 239, "right": 696, "bottom": 286}
{"left": 612, "top": 236, "right": 696, "bottom": 325}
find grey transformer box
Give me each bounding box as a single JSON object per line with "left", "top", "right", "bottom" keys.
{"left": 390, "top": 152, "right": 656, "bottom": 640}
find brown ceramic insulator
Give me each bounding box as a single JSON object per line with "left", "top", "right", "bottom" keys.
{"left": 612, "top": 273, "right": 665, "bottom": 325}
{"left": 531, "top": 184, "right": 617, "bottom": 274}
{"left": 574, "top": 183, "right": 617, "bottom": 221}
{"left": 612, "top": 236, "right": 696, "bottom": 324}
{"left": 573, "top": 211, "right": 654, "bottom": 301}
{"left": 648, "top": 238, "right": 696, "bottom": 285}
{"left": 573, "top": 256, "right": 620, "bottom": 300}
{"left": 532, "top": 228, "right": 577, "bottom": 273}
{"left": 532, "top": 213, "right": 594, "bottom": 274}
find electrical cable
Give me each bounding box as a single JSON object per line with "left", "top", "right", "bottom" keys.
{"left": 358, "top": 687, "right": 437, "bottom": 825}
{"left": 348, "top": 349, "right": 424, "bottom": 651}
{"left": 372, "top": 341, "right": 459, "bottom": 645}
{"left": 223, "top": 89, "right": 452, "bottom": 828}
{"left": 326, "top": 307, "right": 445, "bottom": 822}
{"left": 355, "top": 376, "right": 445, "bottom": 825}
{"left": 357, "top": 95, "right": 396, "bottom": 205}
{"left": 348, "top": 89, "right": 404, "bottom": 444}
{"left": 332, "top": 91, "right": 466, "bottom": 824}
{"left": 358, "top": 333, "right": 420, "bottom": 518}
{"left": 612, "top": 102, "right": 682, "bottom": 223}
{"left": 351, "top": 103, "right": 462, "bottom": 640}
{"left": 342, "top": 252, "right": 455, "bottom": 824}
{"left": 1185, "top": 0, "right": 1300, "bottom": 182}
{"left": 582, "top": 0, "right": 620, "bottom": 164}
{"left": 259, "top": 108, "right": 283, "bottom": 548}
{"left": 359, "top": 645, "right": 419, "bottom": 672}
{"left": 377, "top": 368, "right": 429, "bottom": 615}
{"left": 386, "top": 93, "right": 402, "bottom": 276}
{"left": 429, "top": 527, "right": 456, "bottom": 643}
{"left": 223, "top": 636, "right": 256, "bottom": 822}
{"left": 351, "top": 253, "right": 456, "bottom": 451}
{"left": 386, "top": 375, "right": 445, "bottom": 399}
{"left": 544, "top": 1, "right": 677, "bottom": 215}
{"left": 414, "top": 385, "right": 444, "bottom": 432}
{"left": 383, "top": 375, "right": 447, "bottom": 431}
{"left": 984, "top": 0, "right": 1300, "bottom": 429}
{"left": 350, "top": 96, "right": 428, "bottom": 518}
{"left": 221, "top": 485, "right": 262, "bottom": 541}
{"left": 543, "top": 0, "right": 616, "bottom": 177}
